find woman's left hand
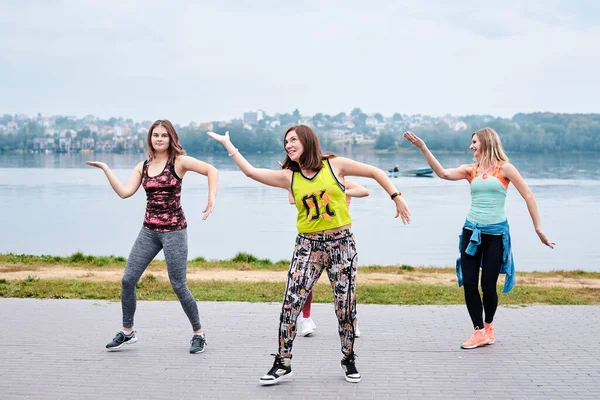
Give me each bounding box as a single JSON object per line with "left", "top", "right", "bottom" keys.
{"left": 536, "top": 229, "right": 555, "bottom": 249}
{"left": 203, "top": 196, "right": 216, "bottom": 220}
{"left": 394, "top": 196, "right": 411, "bottom": 224}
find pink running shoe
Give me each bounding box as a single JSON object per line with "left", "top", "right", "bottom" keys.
{"left": 484, "top": 323, "right": 495, "bottom": 344}
{"left": 461, "top": 328, "right": 490, "bottom": 349}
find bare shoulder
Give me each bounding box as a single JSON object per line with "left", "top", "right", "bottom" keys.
{"left": 327, "top": 156, "right": 351, "bottom": 175}
{"left": 327, "top": 155, "right": 344, "bottom": 165}
{"left": 460, "top": 163, "right": 475, "bottom": 177}
{"left": 176, "top": 155, "right": 199, "bottom": 168}
{"left": 329, "top": 156, "right": 361, "bottom": 168}
{"left": 175, "top": 155, "right": 192, "bottom": 163}
{"left": 499, "top": 162, "right": 517, "bottom": 174}
{"left": 134, "top": 161, "right": 145, "bottom": 173}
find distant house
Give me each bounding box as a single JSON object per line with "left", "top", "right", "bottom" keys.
{"left": 59, "top": 138, "right": 72, "bottom": 152}
{"left": 453, "top": 121, "right": 468, "bottom": 131}
{"left": 113, "top": 126, "right": 124, "bottom": 137}
{"left": 87, "top": 124, "right": 99, "bottom": 133}
{"left": 32, "top": 137, "right": 55, "bottom": 151}
{"left": 59, "top": 129, "right": 76, "bottom": 138}
{"left": 6, "top": 121, "right": 18, "bottom": 132}
{"left": 101, "top": 126, "right": 114, "bottom": 136}
{"left": 81, "top": 138, "right": 95, "bottom": 150}
{"left": 198, "top": 122, "right": 214, "bottom": 131}
{"left": 243, "top": 110, "right": 264, "bottom": 126}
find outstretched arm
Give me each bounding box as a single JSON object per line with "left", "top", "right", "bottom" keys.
{"left": 86, "top": 161, "right": 143, "bottom": 199}
{"left": 330, "top": 157, "right": 410, "bottom": 224}
{"left": 180, "top": 156, "right": 219, "bottom": 220}
{"left": 501, "top": 163, "right": 555, "bottom": 249}
{"left": 207, "top": 131, "right": 291, "bottom": 189}
{"left": 403, "top": 131, "right": 471, "bottom": 181}
{"left": 345, "top": 179, "right": 369, "bottom": 198}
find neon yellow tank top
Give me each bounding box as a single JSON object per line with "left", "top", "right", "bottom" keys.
{"left": 292, "top": 159, "right": 352, "bottom": 233}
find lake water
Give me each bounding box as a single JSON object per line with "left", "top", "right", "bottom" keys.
{"left": 0, "top": 152, "right": 598, "bottom": 271}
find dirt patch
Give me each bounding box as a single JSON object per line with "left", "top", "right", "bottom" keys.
{"left": 1, "top": 265, "right": 599, "bottom": 289}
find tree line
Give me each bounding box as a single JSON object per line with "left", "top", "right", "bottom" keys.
{"left": 1, "top": 112, "right": 599, "bottom": 153}
{"left": 375, "top": 113, "right": 600, "bottom": 152}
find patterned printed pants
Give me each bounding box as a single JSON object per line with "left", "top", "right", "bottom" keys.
{"left": 278, "top": 229, "right": 358, "bottom": 357}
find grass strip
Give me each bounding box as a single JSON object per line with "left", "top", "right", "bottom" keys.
{"left": 1, "top": 276, "right": 598, "bottom": 305}
{"left": 1, "top": 252, "right": 599, "bottom": 279}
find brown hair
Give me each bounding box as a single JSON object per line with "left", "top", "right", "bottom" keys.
{"left": 147, "top": 119, "right": 186, "bottom": 160}
{"left": 280, "top": 125, "right": 334, "bottom": 172}
{"left": 472, "top": 127, "right": 508, "bottom": 167}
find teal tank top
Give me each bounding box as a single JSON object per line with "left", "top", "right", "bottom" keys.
{"left": 466, "top": 165, "right": 509, "bottom": 225}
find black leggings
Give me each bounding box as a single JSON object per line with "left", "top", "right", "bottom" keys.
{"left": 460, "top": 228, "right": 504, "bottom": 329}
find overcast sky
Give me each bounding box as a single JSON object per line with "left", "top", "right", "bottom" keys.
{"left": 1, "top": 0, "right": 599, "bottom": 124}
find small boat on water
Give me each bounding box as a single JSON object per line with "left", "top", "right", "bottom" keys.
{"left": 407, "top": 167, "right": 433, "bottom": 176}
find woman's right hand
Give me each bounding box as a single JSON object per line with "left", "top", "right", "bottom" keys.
{"left": 206, "top": 131, "right": 231, "bottom": 145}
{"left": 403, "top": 131, "right": 426, "bottom": 150}
{"left": 86, "top": 161, "right": 108, "bottom": 171}
{"left": 394, "top": 195, "right": 411, "bottom": 225}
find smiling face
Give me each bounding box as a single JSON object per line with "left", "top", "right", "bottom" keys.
{"left": 470, "top": 134, "right": 481, "bottom": 159}
{"left": 151, "top": 124, "right": 170, "bottom": 155}
{"left": 284, "top": 130, "right": 304, "bottom": 162}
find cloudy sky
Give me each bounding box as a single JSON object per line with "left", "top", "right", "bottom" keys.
{"left": 1, "top": 0, "right": 599, "bottom": 124}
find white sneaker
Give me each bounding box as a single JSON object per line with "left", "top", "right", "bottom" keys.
{"left": 299, "top": 317, "right": 316, "bottom": 336}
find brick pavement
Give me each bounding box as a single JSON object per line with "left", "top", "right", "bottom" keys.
{"left": 0, "top": 299, "right": 599, "bottom": 399}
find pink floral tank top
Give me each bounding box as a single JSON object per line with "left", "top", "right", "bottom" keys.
{"left": 142, "top": 159, "right": 187, "bottom": 232}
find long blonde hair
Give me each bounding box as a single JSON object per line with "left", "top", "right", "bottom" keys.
{"left": 472, "top": 127, "right": 508, "bottom": 167}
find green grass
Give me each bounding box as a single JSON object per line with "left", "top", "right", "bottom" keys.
{"left": 0, "top": 252, "right": 291, "bottom": 271}
{"left": 0, "top": 252, "right": 127, "bottom": 267}
{"left": 3, "top": 252, "right": 599, "bottom": 278}
{"left": 0, "top": 277, "right": 598, "bottom": 305}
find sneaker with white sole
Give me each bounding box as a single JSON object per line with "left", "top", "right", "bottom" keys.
{"left": 299, "top": 317, "right": 316, "bottom": 336}
{"left": 341, "top": 352, "right": 361, "bottom": 383}
{"left": 461, "top": 328, "right": 490, "bottom": 349}
{"left": 190, "top": 333, "right": 207, "bottom": 354}
{"left": 259, "top": 354, "right": 293, "bottom": 385}
{"left": 106, "top": 330, "right": 137, "bottom": 351}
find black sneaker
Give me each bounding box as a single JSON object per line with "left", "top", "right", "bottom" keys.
{"left": 190, "top": 333, "right": 207, "bottom": 354}
{"left": 259, "top": 354, "right": 293, "bottom": 385}
{"left": 341, "top": 353, "right": 361, "bottom": 383}
{"left": 106, "top": 331, "right": 137, "bottom": 351}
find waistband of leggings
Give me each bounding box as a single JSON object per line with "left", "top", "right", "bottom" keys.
{"left": 298, "top": 229, "right": 353, "bottom": 242}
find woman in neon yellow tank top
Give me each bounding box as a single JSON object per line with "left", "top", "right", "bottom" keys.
{"left": 404, "top": 127, "right": 554, "bottom": 350}
{"left": 208, "top": 125, "right": 410, "bottom": 386}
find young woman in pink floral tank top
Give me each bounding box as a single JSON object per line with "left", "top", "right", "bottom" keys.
{"left": 86, "top": 119, "right": 218, "bottom": 354}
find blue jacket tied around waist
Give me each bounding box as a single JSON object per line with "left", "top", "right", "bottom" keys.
{"left": 456, "top": 219, "right": 516, "bottom": 294}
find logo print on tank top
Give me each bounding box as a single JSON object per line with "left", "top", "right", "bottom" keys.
{"left": 302, "top": 188, "right": 335, "bottom": 221}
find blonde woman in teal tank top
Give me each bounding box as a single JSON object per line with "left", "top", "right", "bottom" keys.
{"left": 404, "top": 127, "right": 554, "bottom": 350}
{"left": 208, "top": 125, "right": 410, "bottom": 386}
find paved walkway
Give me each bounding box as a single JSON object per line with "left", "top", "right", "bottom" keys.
{"left": 0, "top": 298, "right": 599, "bottom": 399}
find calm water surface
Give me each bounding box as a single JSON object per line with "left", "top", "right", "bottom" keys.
{"left": 0, "top": 152, "right": 598, "bottom": 271}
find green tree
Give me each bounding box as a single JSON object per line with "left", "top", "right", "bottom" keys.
{"left": 350, "top": 108, "right": 363, "bottom": 117}
{"left": 374, "top": 133, "right": 396, "bottom": 150}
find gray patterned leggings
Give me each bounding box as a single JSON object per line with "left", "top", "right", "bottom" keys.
{"left": 121, "top": 227, "right": 201, "bottom": 331}
{"left": 278, "top": 229, "right": 358, "bottom": 358}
